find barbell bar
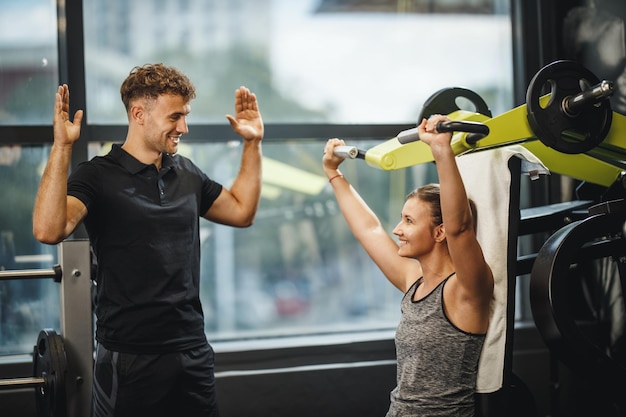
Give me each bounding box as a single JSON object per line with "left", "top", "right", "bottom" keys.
{"left": 333, "top": 120, "right": 490, "bottom": 159}
{"left": 0, "top": 264, "right": 62, "bottom": 282}
{"left": 563, "top": 79, "right": 615, "bottom": 116}
{"left": 0, "top": 376, "right": 46, "bottom": 389}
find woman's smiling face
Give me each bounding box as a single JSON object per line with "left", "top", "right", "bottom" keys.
{"left": 392, "top": 196, "right": 441, "bottom": 259}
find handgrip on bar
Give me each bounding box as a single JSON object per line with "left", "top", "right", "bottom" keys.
{"left": 333, "top": 145, "right": 365, "bottom": 159}
{"left": 396, "top": 121, "right": 490, "bottom": 145}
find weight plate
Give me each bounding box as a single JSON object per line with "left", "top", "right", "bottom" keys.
{"left": 33, "top": 329, "right": 67, "bottom": 417}
{"left": 526, "top": 60, "right": 613, "bottom": 154}
{"left": 418, "top": 87, "right": 492, "bottom": 121}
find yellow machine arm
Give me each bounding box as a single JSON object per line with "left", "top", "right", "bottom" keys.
{"left": 363, "top": 105, "right": 625, "bottom": 188}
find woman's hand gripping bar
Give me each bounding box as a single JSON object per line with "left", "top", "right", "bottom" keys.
{"left": 397, "top": 120, "right": 489, "bottom": 145}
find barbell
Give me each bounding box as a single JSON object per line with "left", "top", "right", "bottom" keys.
{"left": 0, "top": 265, "right": 68, "bottom": 416}
{"left": 0, "top": 330, "right": 68, "bottom": 417}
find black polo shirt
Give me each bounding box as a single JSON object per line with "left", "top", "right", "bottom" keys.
{"left": 68, "top": 144, "right": 222, "bottom": 353}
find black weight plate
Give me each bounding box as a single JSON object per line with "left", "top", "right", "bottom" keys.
{"left": 419, "top": 87, "right": 492, "bottom": 121}
{"left": 33, "top": 329, "right": 67, "bottom": 417}
{"left": 526, "top": 60, "right": 612, "bottom": 154}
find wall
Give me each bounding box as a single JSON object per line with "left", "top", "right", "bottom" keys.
{"left": 0, "top": 330, "right": 551, "bottom": 417}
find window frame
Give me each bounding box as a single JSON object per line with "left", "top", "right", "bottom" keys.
{"left": 0, "top": 0, "right": 536, "bottom": 356}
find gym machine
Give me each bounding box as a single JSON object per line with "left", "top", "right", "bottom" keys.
{"left": 0, "top": 240, "right": 93, "bottom": 417}
{"left": 530, "top": 199, "right": 626, "bottom": 416}
{"left": 335, "top": 60, "right": 624, "bottom": 190}
{"left": 336, "top": 59, "right": 626, "bottom": 416}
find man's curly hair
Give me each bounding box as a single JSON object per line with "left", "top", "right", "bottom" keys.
{"left": 120, "top": 63, "right": 196, "bottom": 111}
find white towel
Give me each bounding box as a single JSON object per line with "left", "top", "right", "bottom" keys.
{"left": 456, "top": 145, "right": 548, "bottom": 393}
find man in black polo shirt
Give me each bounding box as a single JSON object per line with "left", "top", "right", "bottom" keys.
{"left": 33, "top": 63, "right": 264, "bottom": 417}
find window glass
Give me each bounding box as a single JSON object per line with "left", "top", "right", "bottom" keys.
{"left": 0, "top": 145, "right": 60, "bottom": 354}
{"left": 85, "top": 139, "right": 432, "bottom": 340}
{"left": 0, "top": 0, "right": 59, "bottom": 354}
{"left": 0, "top": 0, "right": 58, "bottom": 125}
{"left": 83, "top": 0, "right": 513, "bottom": 124}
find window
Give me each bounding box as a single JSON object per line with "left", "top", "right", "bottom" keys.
{"left": 0, "top": 0, "right": 513, "bottom": 354}
{"left": 0, "top": 145, "right": 59, "bottom": 355}
{"left": 83, "top": 0, "right": 513, "bottom": 124}
{"left": 0, "top": 0, "right": 59, "bottom": 355}
{"left": 0, "top": 0, "right": 57, "bottom": 125}
{"left": 87, "top": 139, "right": 425, "bottom": 340}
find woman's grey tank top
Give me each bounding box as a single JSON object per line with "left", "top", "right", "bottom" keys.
{"left": 386, "top": 275, "right": 486, "bottom": 417}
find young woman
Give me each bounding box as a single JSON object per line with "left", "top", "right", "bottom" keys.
{"left": 322, "top": 114, "right": 494, "bottom": 417}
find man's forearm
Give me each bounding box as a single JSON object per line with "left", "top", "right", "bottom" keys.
{"left": 33, "top": 143, "right": 73, "bottom": 243}
{"left": 229, "top": 139, "right": 263, "bottom": 223}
